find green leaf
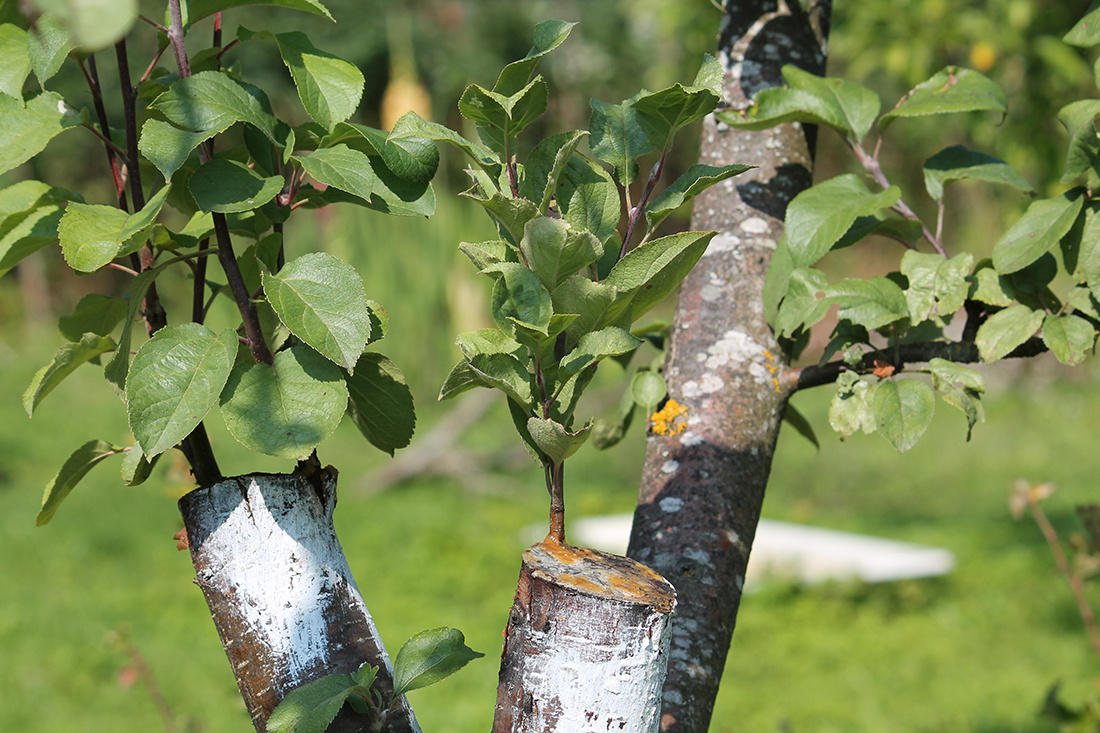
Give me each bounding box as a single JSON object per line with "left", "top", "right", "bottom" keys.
{"left": 520, "top": 217, "right": 602, "bottom": 290}
{"left": 458, "top": 239, "right": 511, "bottom": 271}
{"left": 263, "top": 252, "right": 373, "bottom": 371}
{"left": 484, "top": 262, "right": 553, "bottom": 337}
{"left": 783, "top": 402, "right": 819, "bottom": 449}
{"left": 1042, "top": 313, "right": 1096, "bottom": 366}
{"left": 774, "top": 267, "right": 829, "bottom": 338}
{"left": 294, "top": 144, "right": 379, "bottom": 201}
{"left": 459, "top": 77, "right": 548, "bottom": 156}
{"left": 588, "top": 98, "right": 654, "bottom": 185}
{"left": 188, "top": 0, "right": 332, "bottom": 23}
{"left": 967, "top": 262, "right": 1014, "bottom": 307}
{"left": 237, "top": 27, "right": 362, "bottom": 131}
{"left": 630, "top": 370, "right": 667, "bottom": 412}
{"left": 561, "top": 327, "right": 643, "bottom": 375}
{"left": 1064, "top": 2, "right": 1100, "bottom": 46}
{"left": 58, "top": 294, "right": 128, "bottom": 341}
{"left": 142, "top": 72, "right": 280, "bottom": 177}
{"left": 645, "top": 164, "right": 753, "bottom": 231}
{"left": 265, "top": 674, "right": 362, "bottom": 733}
{"left": 36, "top": 440, "right": 124, "bottom": 525}
{"left": 784, "top": 174, "right": 901, "bottom": 268}
{"left": 922, "top": 145, "right": 1034, "bottom": 201}
{"left": 438, "top": 359, "right": 483, "bottom": 402}
{"left": 344, "top": 352, "right": 416, "bottom": 456}
{"left": 324, "top": 122, "right": 439, "bottom": 183}
{"left": 520, "top": 130, "right": 588, "bottom": 213}
{"left": 0, "top": 24, "right": 30, "bottom": 99}
{"left": 718, "top": 64, "right": 881, "bottom": 141}
{"left": 58, "top": 184, "right": 171, "bottom": 271}
{"left": 465, "top": 192, "right": 538, "bottom": 245}
{"left": 28, "top": 14, "right": 72, "bottom": 85}
{"left": 33, "top": 0, "right": 136, "bottom": 51}
{"left": 0, "top": 179, "right": 70, "bottom": 277}
{"left": 556, "top": 154, "right": 620, "bottom": 248}
{"left": 120, "top": 444, "right": 160, "bottom": 487}
{"left": 492, "top": 19, "right": 576, "bottom": 96}
{"left": 929, "top": 358, "right": 986, "bottom": 394}
{"left": 975, "top": 304, "right": 1045, "bottom": 362}
{"left": 901, "top": 250, "right": 973, "bottom": 323}
{"left": 872, "top": 379, "right": 935, "bottom": 453}
{"left": 0, "top": 91, "right": 83, "bottom": 176}
{"left": 1059, "top": 100, "right": 1100, "bottom": 183}
{"left": 828, "top": 372, "right": 875, "bottom": 437}
{"left": 604, "top": 230, "right": 716, "bottom": 320}
{"left": 126, "top": 324, "right": 236, "bottom": 458}
{"left": 551, "top": 276, "right": 627, "bottom": 342}
{"left": 526, "top": 417, "right": 591, "bottom": 464}
{"left": 465, "top": 352, "right": 533, "bottom": 406}
{"left": 23, "top": 333, "right": 116, "bottom": 416}
{"left": 104, "top": 266, "right": 167, "bottom": 393}
{"left": 631, "top": 54, "right": 722, "bottom": 148}
{"left": 992, "top": 189, "right": 1085, "bottom": 275}
{"left": 220, "top": 345, "right": 348, "bottom": 460}
{"left": 824, "top": 276, "right": 908, "bottom": 331}
{"left": 880, "top": 67, "right": 1006, "bottom": 129}
{"left": 189, "top": 158, "right": 283, "bottom": 213}
{"left": 392, "top": 627, "right": 484, "bottom": 699}
{"left": 387, "top": 111, "right": 500, "bottom": 182}
{"left": 455, "top": 328, "right": 522, "bottom": 359}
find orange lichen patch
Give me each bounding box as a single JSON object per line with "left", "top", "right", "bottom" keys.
{"left": 650, "top": 399, "right": 688, "bottom": 436}
{"left": 525, "top": 541, "right": 676, "bottom": 612}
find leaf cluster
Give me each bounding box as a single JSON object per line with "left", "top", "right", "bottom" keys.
{"left": 3, "top": 0, "right": 434, "bottom": 521}
{"left": 719, "top": 7, "right": 1100, "bottom": 452}
{"left": 267, "top": 627, "right": 483, "bottom": 733}
{"left": 421, "top": 22, "right": 750, "bottom": 478}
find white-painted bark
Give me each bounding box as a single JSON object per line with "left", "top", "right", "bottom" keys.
{"left": 179, "top": 471, "right": 419, "bottom": 733}
{"left": 493, "top": 542, "right": 676, "bottom": 733}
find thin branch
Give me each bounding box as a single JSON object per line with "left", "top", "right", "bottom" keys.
{"left": 78, "top": 56, "right": 129, "bottom": 209}
{"left": 137, "top": 14, "right": 169, "bottom": 33}
{"left": 621, "top": 153, "right": 666, "bottom": 258}
{"left": 785, "top": 336, "right": 1047, "bottom": 392}
{"left": 213, "top": 213, "right": 273, "bottom": 364}
{"left": 107, "top": 262, "right": 139, "bottom": 276}
{"left": 850, "top": 140, "right": 947, "bottom": 256}
{"left": 80, "top": 122, "right": 129, "bottom": 161}
{"left": 138, "top": 44, "right": 168, "bottom": 85}
{"left": 1023, "top": 491, "right": 1100, "bottom": 663}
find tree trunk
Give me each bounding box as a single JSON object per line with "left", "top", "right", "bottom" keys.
{"left": 626, "top": 2, "right": 831, "bottom": 731}
{"left": 492, "top": 541, "right": 676, "bottom": 732}
{"left": 178, "top": 470, "right": 419, "bottom": 733}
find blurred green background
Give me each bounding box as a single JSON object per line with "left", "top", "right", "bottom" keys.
{"left": 2, "top": 0, "right": 1099, "bottom": 731}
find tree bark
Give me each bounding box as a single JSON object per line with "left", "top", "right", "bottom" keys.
{"left": 178, "top": 470, "right": 419, "bottom": 733}
{"left": 625, "top": 2, "right": 831, "bottom": 732}
{"left": 493, "top": 541, "right": 676, "bottom": 733}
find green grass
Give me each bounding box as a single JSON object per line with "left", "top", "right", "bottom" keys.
{"left": 1, "top": 200, "right": 1098, "bottom": 731}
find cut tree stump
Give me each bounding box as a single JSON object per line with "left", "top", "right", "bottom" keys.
{"left": 178, "top": 469, "right": 419, "bottom": 733}
{"left": 493, "top": 540, "right": 676, "bottom": 733}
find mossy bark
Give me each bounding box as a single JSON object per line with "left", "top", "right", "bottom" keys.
{"left": 626, "top": 2, "right": 831, "bottom": 731}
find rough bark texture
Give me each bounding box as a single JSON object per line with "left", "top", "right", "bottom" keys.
{"left": 493, "top": 542, "right": 676, "bottom": 733}
{"left": 625, "top": 2, "right": 831, "bottom": 732}
{"left": 178, "top": 470, "right": 419, "bottom": 733}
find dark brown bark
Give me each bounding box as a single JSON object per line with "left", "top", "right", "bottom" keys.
{"left": 179, "top": 470, "right": 419, "bottom": 733}
{"left": 625, "top": 2, "right": 831, "bottom": 731}
{"left": 493, "top": 541, "right": 676, "bottom": 732}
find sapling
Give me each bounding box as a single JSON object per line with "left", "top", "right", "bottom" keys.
{"left": 398, "top": 20, "right": 752, "bottom": 544}
{"left": 2, "top": 1, "right": 482, "bottom": 730}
